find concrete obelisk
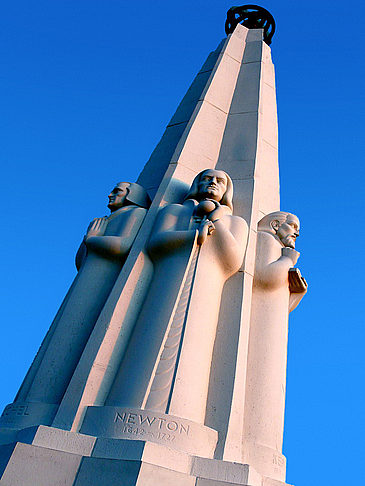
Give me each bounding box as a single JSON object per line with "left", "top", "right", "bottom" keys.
{"left": 0, "top": 6, "right": 307, "bottom": 486}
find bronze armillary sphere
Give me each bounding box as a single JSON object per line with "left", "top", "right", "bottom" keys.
{"left": 225, "top": 5, "right": 276, "bottom": 45}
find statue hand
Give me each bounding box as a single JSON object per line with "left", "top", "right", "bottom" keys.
{"left": 197, "top": 219, "right": 215, "bottom": 245}
{"left": 288, "top": 268, "right": 308, "bottom": 293}
{"left": 281, "top": 246, "right": 299, "bottom": 265}
{"left": 85, "top": 217, "right": 108, "bottom": 239}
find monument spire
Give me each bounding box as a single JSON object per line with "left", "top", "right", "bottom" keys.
{"left": 0, "top": 6, "right": 307, "bottom": 486}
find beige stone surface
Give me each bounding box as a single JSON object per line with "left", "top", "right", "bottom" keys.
{"left": 201, "top": 54, "right": 244, "bottom": 114}
{"left": 242, "top": 212, "right": 306, "bottom": 480}
{"left": 169, "top": 70, "right": 214, "bottom": 127}
{"left": 241, "top": 40, "right": 263, "bottom": 64}
{"left": 218, "top": 112, "right": 259, "bottom": 161}
{"left": 136, "top": 462, "right": 196, "bottom": 486}
{"left": 229, "top": 61, "right": 262, "bottom": 114}
{"left": 24, "top": 204, "right": 148, "bottom": 405}
{"left": 0, "top": 442, "right": 82, "bottom": 486}
{"left": 92, "top": 437, "right": 192, "bottom": 475}
{"left": 0, "top": 19, "right": 304, "bottom": 486}
{"left": 75, "top": 457, "right": 197, "bottom": 486}
{"left": 213, "top": 27, "right": 281, "bottom": 465}
{"left": 73, "top": 457, "right": 141, "bottom": 486}
{"left": 215, "top": 159, "right": 255, "bottom": 180}
{"left": 3, "top": 184, "right": 150, "bottom": 435}
{"left": 137, "top": 122, "right": 189, "bottom": 199}
{"left": 170, "top": 101, "right": 231, "bottom": 166}
{"left": 51, "top": 26, "right": 247, "bottom": 436}
{"left": 100, "top": 171, "right": 247, "bottom": 430}
{"left": 0, "top": 430, "right": 17, "bottom": 447}
{"left": 204, "top": 270, "right": 246, "bottom": 454}
{"left": 223, "top": 25, "right": 248, "bottom": 62}
{"left": 263, "top": 478, "right": 293, "bottom": 486}
{"left": 16, "top": 425, "right": 96, "bottom": 457}
{"left": 196, "top": 480, "right": 241, "bottom": 486}
{"left": 192, "top": 457, "right": 250, "bottom": 484}
{"left": 0, "top": 402, "right": 58, "bottom": 430}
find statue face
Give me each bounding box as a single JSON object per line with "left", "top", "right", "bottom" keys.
{"left": 108, "top": 183, "right": 130, "bottom": 212}
{"left": 197, "top": 170, "right": 228, "bottom": 202}
{"left": 274, "top": 215, "right": 300, "bottom": 249}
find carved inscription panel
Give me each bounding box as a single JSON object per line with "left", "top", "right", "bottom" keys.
{"left": 114, "top": 410, "right": 190, "bottom": 444}
{"left": 80, "top": 406, "right": 218, "bottom": 457}
{"left": 0, "top": 401, "right": 58, "bottom": 428}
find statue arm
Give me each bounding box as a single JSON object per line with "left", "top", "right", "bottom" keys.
{"left": 85, "top": 207, "right": 146, "bottom": 259}
{"left": 147, "top": 205, "right": 197, "bottom": 259}
{"left": 255, "top": 245, "right": 300, "bottom": 289}
{"left": 211, "top": 216, "right": 248, "bottom": 273}
{"left": 75, "top": 217, "right": 99, "bottom": 270}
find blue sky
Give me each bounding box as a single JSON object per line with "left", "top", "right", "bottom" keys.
{"left": 0, "top": 1, "right": 364, "bottom": 485}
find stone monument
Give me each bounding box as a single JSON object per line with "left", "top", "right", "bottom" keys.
{"left": 0, "top": 5, "right": 307, "bottom": 486}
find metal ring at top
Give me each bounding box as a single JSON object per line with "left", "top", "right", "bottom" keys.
{"left": 225, "top": 5, "right": 276, "bottom": 45}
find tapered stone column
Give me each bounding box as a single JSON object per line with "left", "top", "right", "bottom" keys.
{"left": 0, "top": 6, "right": 306, "bottom": 486}
{"left": 203, "top": 28, "right": 280, "bottom": 468}
{"left": 56, "top": 23, "right": 249, "bottom": 440}
{"left": 76, "top": 23, "right": 250, "bottom": 460}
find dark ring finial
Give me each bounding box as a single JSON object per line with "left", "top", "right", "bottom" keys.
{"left": 225, "top": 5, "right": 276, "bottom": 45}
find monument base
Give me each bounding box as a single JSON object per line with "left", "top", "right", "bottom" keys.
{"left": 0, "top": 425, "right": 293, "bottom": 486}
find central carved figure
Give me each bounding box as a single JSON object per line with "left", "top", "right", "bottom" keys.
{"left": 106, "top": 169, "right": 248, "bottom": 424}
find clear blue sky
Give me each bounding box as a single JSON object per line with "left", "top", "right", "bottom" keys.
{"left": 0, "top": 1, "right": 364, "bottom": 485}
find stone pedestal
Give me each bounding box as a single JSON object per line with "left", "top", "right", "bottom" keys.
{"left": 0, "top": 425, "right": 292, "bottom": 486}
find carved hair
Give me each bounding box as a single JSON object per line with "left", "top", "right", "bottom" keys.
{"left": 116, "top": 182, "right": 151, "bottom": 209}
{"left": 258, "top": 211, "right": 299, "bottom": 233}
{"left": 184, "top": 169, "right": 234, "bottom": 211}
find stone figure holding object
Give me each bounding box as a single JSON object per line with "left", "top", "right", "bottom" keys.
{"left": 76, "top": 182, "right": 150, "bottom": 269}
{"left": 106, "top": 169, "right": 248, "bottom": 424}
{"left": 242, "top": 211, "right": 307, "bottom": 468}
{"left": 254, "top": 211, "right": 307, "bottom": 311}
{"left": 15, "top": 182, "right": 150, "bottom": 424}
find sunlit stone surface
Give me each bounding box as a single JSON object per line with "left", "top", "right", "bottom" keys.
{"left": 0, "top": 11, "right": 306, "bottom": 486}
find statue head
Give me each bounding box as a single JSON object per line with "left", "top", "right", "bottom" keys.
{"left": 184, "top": 169, "right": 234, "bottom": 211}
{"left": 258, "top": 211, "right": 300, "bottom": 249}
{"left": 108, "top": 182, "right": 151, "bottom": 213}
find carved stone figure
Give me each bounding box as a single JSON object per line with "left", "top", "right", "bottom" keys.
{"left": 254, "top": 211, "right": 307, "bottom": 310}
{"left": 16, "top": 182, "right": 150, "bottom": 418}
{"left": 242, "top": 211, "right": 307, "bottom": 470}
{"left": 105, "top": 169, "right": 248, "bottom": 424}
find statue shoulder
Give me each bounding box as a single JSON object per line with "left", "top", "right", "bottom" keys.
{"left": 106, "top": 205, "right": 148, "bottom": 224}
{"left": 128, "top": 206, "right": 148, "bottom": 223}
{"left": 257, "top": 229, "right": 281, "bottom": 247}
{"left": 122, "top": 205, "right": 148, "bottom": 215}
{"left": 256, "top": 230, "right": 283, "bottom": 263}
{"left": 128, "top": 205, "right": 148, "bottom": 215}
{"left": 223, "top": 214, "right": 248, "bottom": 231}
{"left": 230, "top": 214, "right": 248, "bottom": 226}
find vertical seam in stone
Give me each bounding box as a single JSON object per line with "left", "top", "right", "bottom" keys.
{"left": 144, "top": 245, "right": 200, "bottom": 413}
{"left": 141, "top": 240, "right": 199, "bottom": 410}
{"left": 165, "top": 245, "right": 200, "bottom": 413}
